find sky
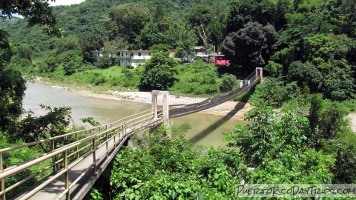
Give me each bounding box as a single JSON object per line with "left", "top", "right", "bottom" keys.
{"left": 48, "top": 0, "right": 86, "bottom": 6}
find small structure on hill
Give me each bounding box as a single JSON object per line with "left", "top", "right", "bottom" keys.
{"left": 208, "top": 54, "right": 231, "bottom": 67}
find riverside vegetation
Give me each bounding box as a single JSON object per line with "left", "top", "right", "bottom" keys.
{"left": 0, "top": 0, "right": 355, "bottom": 199}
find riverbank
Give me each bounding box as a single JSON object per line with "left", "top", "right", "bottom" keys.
{"left": 28, "top": 77, "right": 356, "bottom": 131}
{"left": 28, "top": 77, "right": 253, "bottom": 121}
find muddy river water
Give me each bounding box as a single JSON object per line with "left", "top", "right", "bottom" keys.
{"left": 23, "top": 82, "right": 244, "bottom": 147}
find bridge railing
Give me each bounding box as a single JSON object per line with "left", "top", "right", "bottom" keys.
{"left": 169, "top": 69, "right": 261, "bottom": 118}
{"left": 0, "top": 109, "right": 162, "bottom": 200}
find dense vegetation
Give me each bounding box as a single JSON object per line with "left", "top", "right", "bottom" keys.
{"left": 0, "top": 0, "right": 355, "bottom": 199}
{"left": 1, "top": 0, "right": 354, "bottom": 100}
{"left": 87, "top": 97, "right": 354, "bottom": 199}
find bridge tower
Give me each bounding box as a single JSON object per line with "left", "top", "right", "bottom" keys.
{"left": 256, "top": 67, "right": 263, "bottom": 81}
{"left": 151, "top": 90, "right": 170, "bottom": 125}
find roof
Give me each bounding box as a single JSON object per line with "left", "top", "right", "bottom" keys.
{"left": 117, "top": 50, "right": 151, "bottom": 53}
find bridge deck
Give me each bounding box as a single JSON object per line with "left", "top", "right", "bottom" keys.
{"left": 16, "top": 132, "right": 122, "bottom": 200}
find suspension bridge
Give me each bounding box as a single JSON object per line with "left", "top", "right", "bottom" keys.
{"left": 0, "top": 68, "right": 262, "bottom": 200}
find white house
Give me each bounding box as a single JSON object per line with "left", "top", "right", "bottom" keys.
{"left": 90, "top": 50, "right": 151, "bottom": 68}
{"left": 118, "top": 50, "right": 151, "bottom": 68}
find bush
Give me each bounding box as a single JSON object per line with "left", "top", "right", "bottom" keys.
{"left": 250, "top": 77, "right": 301, "bottom": 107}
{"left": 171, "top": 61, "right": 221, "bottom": 95}
{"left": 90, "top": 73, "right": 106, "bottom": 85}
{"left": 219, "top": 74, "right": 237, "bottom": 92}
{"left": 140, "top": 52, "right": 177, "bottom": 90}
{"left": 97, "top": 53, "right": 115, "bottom": 69}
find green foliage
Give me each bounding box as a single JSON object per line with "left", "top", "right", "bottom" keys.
{"left": 249, "top": 149, "right": 335, "bottom": 184}
{"left": 226, "top": 104, "right": 309, "bottom": 167}
{"left": 86, "top": 188, "right": 104, "bottom": 200}
{"left": 80, "top": 117, "right": 100, "bottom": 127}
{"left": 222, "top": 22, "right": 278, "bottom": 68}
{"left": 249, "top": 77, "right": 301, "bottom": 107}
{"left": 219, "top": 74, "right": 237, "bottom": 92}
{"left": 0, "top": 67, "right": 26, "bottom": 131}
{"left": 140, "top": 52, "right": 177, "bottom": 90}
{"left": 0, "top": 131, "right": 46, "bottom": 199}
{"left": 0, "top": 0, "right": 61, "bottom": 35}
{"left": 96, "top": 52, "right": 114, "bottom": 69}
{"left": 171, "top": 61, "right": 221, "bottom": 95}
{"left": 109, "top": 124, "right": 244, "bottom": 199}
{"left": 304, "top": 34, "right": 351, "bottom": 63}
{"left": 226, "top": 0, "right": 289, "bottom": 33}
{"left": 287, "top": 61, "right": 323, "bottom": 92}
{"left": 174, "top": 47, "right": 188, "bottom": 58}
{"left": 149, "top": 44, "right": 173, "bottom": 53}
{"left": 108, "top": 3, "right": 150, "bottom": 44}
{"left": 265, "top": 60, "right": 283, "bottom": 77}
{"left": 307, "top": 94, "right": 349, "bottom": 149}
{"left": 328, "top": 135, "right": 356, "bottom": 183}
{"left": 13, "top": 105, "right": 71, "bottom": 151}
{"left": 59, "top": 50, "right": 83, "bottom": 75}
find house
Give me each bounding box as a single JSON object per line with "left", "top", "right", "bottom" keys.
{"left": 191, "top": 46, "right": 207, "bottom": 57}
{"left": 90, "top": 50, "right": 151, "bottom": 68}
{"left": 90, "top": 50, "right": 117, "bottom": 65}
{"left": 118, "top": 50, "right": 151, "bottom": 68}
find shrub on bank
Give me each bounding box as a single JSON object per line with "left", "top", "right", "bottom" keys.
{"left": 171, "top": 61, "right": 222, "bottom": 95}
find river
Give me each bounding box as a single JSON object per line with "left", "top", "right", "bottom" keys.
{"left": 23, "top": 82, "right": 243, "bottom": 147}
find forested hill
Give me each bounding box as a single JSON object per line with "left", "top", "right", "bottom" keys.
{"left": 1, "top": 0, "right": 355, "bottom": 102}
{"left": 2, "top": 0, "right": 234, "bottom": 56}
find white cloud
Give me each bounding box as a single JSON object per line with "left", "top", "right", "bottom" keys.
{"left": 48, "top": 0, "right": 86, "bottom": 6}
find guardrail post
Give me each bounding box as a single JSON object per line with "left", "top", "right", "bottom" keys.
{"left": 52, "top": 140, "right": 57, "bottom": 173}
{"left": 152, "top": 91, "right": 158, "bottom": 119}
{"left": 106, "top": 131, "right": 109, "bottom": 157}
{"left": 0, "top": 152, "right": 5, "bottom": 200}
{"left": 76, "top": 132, "right": 79, "bottom": 159}
{"left": 92, "top": 138, "right": 97, "bottom": 172}
{"left": 63, "top": 150, "right": 70, "bottom": 200}
{"left": 121, "top": 125, "right": 124, "bottom": 141}
{"left": 113, "top": 130, "right": 116, "bottom": 147}
{"left": 162, "top": 91, "right": 170, "bottom": 124}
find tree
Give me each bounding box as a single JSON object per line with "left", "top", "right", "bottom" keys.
{"left": 0, "top": 0, "right": 59, "bottom": 131}
{"left": 0, "top": 64, "right": 26, "bottom": 131}
{"left": 187, "top": 5, "right": 213, "bottom": 50}
{"left": 140, "top": 52, "right": 177, "bottom": 90}
{"left": 225, "top": 0, "right": 288, "bottom": 34}
{"left": 0, "top": 0, "right": 60, "bottom": 35}
{"left": 222, "top": 22, "right": 278, "bottom": 68}
{"left": 287, "top": 61, "right": 323, "bottom": 92}
{"left": 10, "top": 105, "right": 72, "bottom": 153}
{"left": 308, "top": 94, "right": 349, "bottom": 150}
{"left": 108, "top": 3, "right": 150, "bottom": 44}
{"left": 249, "top": 149, "right": 335, "bottom": 184}
{"left": 226, "top": 104, "right": 309, "bottom": 167}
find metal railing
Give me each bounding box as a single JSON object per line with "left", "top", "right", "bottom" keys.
{"left": 169, "top": 69, "right": 261, "bottom": 118}
{"left": 0, "top": 109, "right": 162, "bottom": 200}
